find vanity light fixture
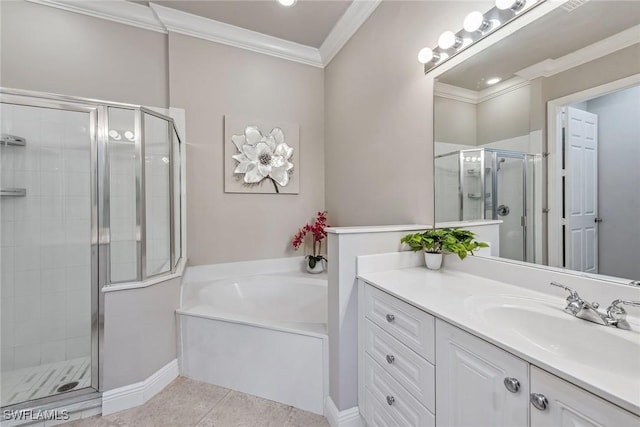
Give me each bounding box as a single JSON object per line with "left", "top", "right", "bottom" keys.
{"left": 463, "top": 11, "right": 491, "bottom": 33}
{"left": 419, "top": 0, "right": 543, "bottom": 73}
{"left": 486, "top": 77, "right": 502, "bottom": 85}
{"left": 418, "top": 47, "right": 439, "bottom": 64}
{"left": 496, "top": 0, "right": 527, "bottom": 12}
{"left": 277, "top": 0, "right": 297, "bottom": 6}
{"left": 438, "top": 31, "right": 463, "bottom": 50}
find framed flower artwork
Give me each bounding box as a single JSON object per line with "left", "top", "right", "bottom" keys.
{"left": 224, "top": 115, "right": 300, "bottom": 194}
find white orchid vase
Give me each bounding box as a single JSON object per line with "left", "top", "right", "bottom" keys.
{"left": 231, "top": 126, "right": 294, "bottom": 193}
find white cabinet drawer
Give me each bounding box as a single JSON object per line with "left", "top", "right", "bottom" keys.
{"left": 363, "top": 389, "right": 403, "bottom": 427}
{"left": 364, "top": 284, "right": 435, "bottom": 362}
{"left": 365, "top": 319, "right": 435, "bottom": 412}
{"left": 364, "top": 353, "right": 435, "bottom": 427}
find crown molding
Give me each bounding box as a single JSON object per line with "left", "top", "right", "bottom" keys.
{"left": 149, "top": 3, "right": 323, "bottom": 68}
{"left": 27, "top": 0, "right": 379, "bottom": 68}
{"left": 435, "top": 77, "right": 530, "bottom": 105}
{"left": 434, "top": 82, "right": 479, "bottom": 104}
{"left": 26, "top": 0, "right": 167, "bottom": 33}
{"left": 319, "top": 0, "right": 382, "bottom": 66}
{"left": 516, "top": 24, "right": 640, "bottom": 80}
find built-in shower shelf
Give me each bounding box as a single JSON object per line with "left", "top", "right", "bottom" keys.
{"left": 467, "top": 192, "right": 490, "bottom": 200}
{"left": 1, "top": 188, "right": 26, "bottom": 197}
{"left": 1, "top": 134, "right": 26, "bottom": 146}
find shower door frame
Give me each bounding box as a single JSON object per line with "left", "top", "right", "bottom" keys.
{"left": 1, "top": 87, "right": 184, "bottom": 410}
{"left": 0, "top": 90, "right": 104, "bottom": 407}
{"left": 452, "top": 148, "right": 534, "bottom": 262}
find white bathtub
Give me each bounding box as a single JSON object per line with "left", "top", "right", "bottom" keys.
{"left": 177, "top": 269, "right": 328, "bottom": 415}
{"left": 180, "top": 274, "right": 327, "bottom": 335}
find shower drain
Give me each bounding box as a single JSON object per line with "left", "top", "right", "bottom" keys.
{"left": 56, "top": 381, "right": 79, "bottom": 393}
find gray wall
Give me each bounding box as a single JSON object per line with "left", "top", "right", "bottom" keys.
{"left": 103, "top": 278, "right": 181, "bottom": 390}
{"left": 0, "top": 1, "right": 169, "bottom": 107}
{"left": 532, "top": 43, "right": 640, "bottom": 132}
{"left": 586, "top": 86, "right": 640, "bottom": 280}
{"left": 168, "top": 33, "right": 325, "bottom": 266}
{"left": 434, "top": 97, "right": 476, "bottom": 145}
{"left": 435, "top": 85, "right": 531, "bottom": 146}
{"left": 477, "top": 85, "right": 530, "bottom": 145}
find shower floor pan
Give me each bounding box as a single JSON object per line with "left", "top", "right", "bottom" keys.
{"left": 1, "top": 357, "right": 91, "bottom": 406}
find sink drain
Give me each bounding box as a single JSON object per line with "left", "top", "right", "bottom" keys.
{"left": 56, "top": 381, "right": 79, "bottom": 393}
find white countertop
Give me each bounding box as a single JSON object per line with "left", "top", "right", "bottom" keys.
{"left": 358, "top": 267, "right": 640, "bottom": 417}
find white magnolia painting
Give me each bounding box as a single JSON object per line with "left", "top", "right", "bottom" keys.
{"left": 224, "top": 116, "right": 300, "bottom": 194}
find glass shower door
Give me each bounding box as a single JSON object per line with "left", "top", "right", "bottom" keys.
{"left": 494, "top": 154, "right": 526, "bottom": 262}
{"left": 1, "top": 100, "right": 97, "bottom": 406}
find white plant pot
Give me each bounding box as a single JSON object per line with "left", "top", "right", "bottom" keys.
{"left": 305, "top": 257, "right": 325, "bottom": 274}
{"left": 424, "top": 252, "right": 443, "bottom": 270}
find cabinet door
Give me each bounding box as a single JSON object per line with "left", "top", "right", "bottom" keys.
{"left": 436, "top": 319, "right": 529, "bottom": 427}
{"left": 530, "top": 366, "right": 640, "bottom": 426}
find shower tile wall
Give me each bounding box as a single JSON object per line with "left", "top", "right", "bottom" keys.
{"left": 1, "top": 104, "right": 92, "bottom": 373}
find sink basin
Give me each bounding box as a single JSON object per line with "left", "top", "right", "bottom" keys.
{"left": 465, "top": 295, "right": 640, "bottom": 376}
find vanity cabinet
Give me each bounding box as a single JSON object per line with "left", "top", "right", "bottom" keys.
{"left": 435, "top": 319, "right": 529, "bottom": 427}
{"left": 360, "top": 283, "right": 436, "bottom": 426}
{"left": 529, "top": 366, "right": 640, "bottom": 426}
{"left": 358, "top": 281, "right": 640, "bottom": 427}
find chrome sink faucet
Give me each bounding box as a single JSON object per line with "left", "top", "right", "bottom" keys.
{"left": 550, "top": 282, "right": 640, "bottom": 330}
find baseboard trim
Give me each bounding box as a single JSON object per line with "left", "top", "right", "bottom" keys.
{"left": 325, "top": 396, "right": 364, "bottom": 427}
{"left": 102, "top": 359, "right": 179, "bottom": 415}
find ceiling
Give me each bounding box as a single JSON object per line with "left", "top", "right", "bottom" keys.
{"left": 143, "top": 0, "right": 353, "bottom": 48}
{"left": 438, "top": 1, "right": 640, "bottom": 91}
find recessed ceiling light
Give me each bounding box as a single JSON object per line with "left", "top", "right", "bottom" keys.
{"left": 486, "top": 77, "right": 501, "bottom": 85}
{"left": 277, "top": 0, "right": 297, "bottom": 6}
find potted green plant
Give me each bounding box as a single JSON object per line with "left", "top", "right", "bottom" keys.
{"left": 400, "top": 228, "right": 489, "bottom": 270}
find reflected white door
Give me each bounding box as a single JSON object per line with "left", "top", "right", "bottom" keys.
{"left": 564, "top": 107, "right": 598, "bottom": 273}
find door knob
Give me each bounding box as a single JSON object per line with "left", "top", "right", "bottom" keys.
{"left": 386, "top": 314, "right": 395, "bottom": 323}
{"left": 386, "top": 354, "right": 395, "bottom": 364}
{"left": 503, "top": 377, "right": 520, "bottom": 393}
{"left": 594, "top": 218, "right": 603, "bottom": 223}
{"left": 530, "top": 393, "right": 549, "bottom": 411}
{"left": 386, "top": 395, "right": 395, "bottom": 406}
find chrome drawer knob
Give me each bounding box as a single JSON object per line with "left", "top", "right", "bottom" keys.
{"left": 530, "top": 393, "right": 549, "bottom": 411}
{"left": 503, "top": 377, "right": 520, "bottom": 393}
{"left": 386, "top": 395, "right": 395, "bottom": 406}
{"left": 386, "top": 354, "right": 395, "bottom": 364}
{"left": 386, "top": 314, "right": 395, "bottom": 323}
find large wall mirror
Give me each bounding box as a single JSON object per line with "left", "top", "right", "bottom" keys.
{"left": 433, "top": 0, "right": 640, "bottom": 285}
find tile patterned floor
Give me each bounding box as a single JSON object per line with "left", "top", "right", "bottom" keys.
{"left": 1, "top": 357, "right": 91, "bottom": 406}
{"left": 65, "top": 377, "right": 329, "bottom": 427}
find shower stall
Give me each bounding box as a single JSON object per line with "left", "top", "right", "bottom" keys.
{"left": 0, "top": 89, "right": 183, "bottom": 410}
{"left": 435, "top": 148, "right": 537, "bottom": 263}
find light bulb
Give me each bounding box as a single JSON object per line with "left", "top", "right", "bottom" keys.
{"left": 108, "top": 130, "right": 121, "bottom": 141}
{"left": 438, "top": 31, "right": 458, "bottom": 49}
{"left": 417, "top": 47, "right": 439, "bottom": 64}
{"left": 486, "top": 77, "right": 501, "bottom": 85}
{"left": 124, "top": 131, "right": 135, "bottom": 141}
{"left": 495, "top": 0, "right": 526, "bottom": 11}
{"left": 463, "top": 11, "right": 485, "bottom": 32}
{"left": 277, "top": 0, "right": 297, "bottom": 6}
